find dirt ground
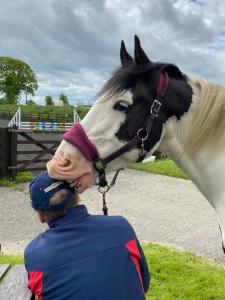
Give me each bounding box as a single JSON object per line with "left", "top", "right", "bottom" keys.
{"left": 0, "top": 169, "right": 224, "bottom": 266}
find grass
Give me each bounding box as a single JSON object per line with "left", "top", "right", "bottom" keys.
{"left": 0, "top": 104, "right": 89, "bottom": 120}
{"left": 1, "top": 244, "right": 225, "bottom": 299}
{"left": 130, "top": 159, "right": 189, "bottom": 180}
{"left": 0, "top": 171, "right": 34, "bottom": 189}
{"left": 0, "top": 254, "right": 24, "bottom": 264}
{"left": 144, "top": 244, "right": 225, "bottom": 300}
{"left": 0, "top": 103, "right": 74, "bottom": 116}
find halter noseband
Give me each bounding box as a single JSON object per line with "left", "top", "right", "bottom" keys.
{"left": 63, "top": 69, "right": 169, "bottom": 214}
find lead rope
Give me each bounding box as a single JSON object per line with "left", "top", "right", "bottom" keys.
{"left": 97, "top": 168, "right": 123, "bottom": 215}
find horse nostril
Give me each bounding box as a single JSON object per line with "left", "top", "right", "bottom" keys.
{"left": 66, "top": 160, "right": 72, "bottom": 167}
{"left": 56, "top": 153, "right": 71, "bottom": 167}
{"left": 59, "top": 158, "right": 71, "bottom": 167}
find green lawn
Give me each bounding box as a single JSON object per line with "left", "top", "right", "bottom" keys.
{"left": 1, "top": 244, "right": 225, "bottom": 299}
{"left": 144, "top": 244, "right": 225, "bottom": 300}
{"left": 0, "top": 254, "right": 24, "bottom": 265}
{"left": 0, "top": 171, "right": 34, "bottom": 190}
{"left": 130, "top": 159, "right": 189, "bottom": 180}
{"left": 0, "top": 104, "right": 89, "bottom": 120}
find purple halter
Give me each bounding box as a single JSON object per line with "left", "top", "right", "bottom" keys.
{"left": 63, "top": 123, "right": 99, "bottom": 162}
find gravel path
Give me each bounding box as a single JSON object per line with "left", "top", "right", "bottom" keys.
{"left": 0, "top": 169, "right": 224, "bottom": 266}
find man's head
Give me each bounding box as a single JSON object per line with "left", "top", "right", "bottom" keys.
{"left": 29, "top": 171, "right": 79, "bottom": 223}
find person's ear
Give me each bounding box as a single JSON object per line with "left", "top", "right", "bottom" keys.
{"left": 36, "top": 211, "right": 47, "bottom": 223}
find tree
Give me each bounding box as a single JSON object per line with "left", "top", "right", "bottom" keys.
{"left": 45, "top": 95, "right": 54, "bottom": 106}
{"left": 0, "top": 56, "right": 38, "bottom": 104}
{"left": 0, "top": 96, "right": 8, "bottom": 104}
{"left": 59, "top": 93, "right": 69, "bottom": 106}
{"left": 26, "top": 99, "right": 37, "bottom": 106}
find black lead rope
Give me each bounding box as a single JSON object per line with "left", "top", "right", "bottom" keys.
{"left": 102, "top": 192, "right": 108, "bottom": 216}
{"left": 97, "top": 168, "right": 123, "bottom": 215}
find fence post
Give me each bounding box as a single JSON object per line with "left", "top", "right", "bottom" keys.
{"left": 0, "top": 128, "right": 10, "bottom": 178}
{"left": 9, "top": 128, "right": 17, "bottom": 179}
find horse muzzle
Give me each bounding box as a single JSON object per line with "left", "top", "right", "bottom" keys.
{"left": 47, "top": 123, "right": 98, "bottom": 192}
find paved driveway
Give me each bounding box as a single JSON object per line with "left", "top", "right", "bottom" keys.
{"left": 0, "top": 169, "right": 224, "bottom": 266}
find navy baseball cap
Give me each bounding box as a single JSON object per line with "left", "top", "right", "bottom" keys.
{"left": 29, "top": 171, "right": 75, "bottom": 211}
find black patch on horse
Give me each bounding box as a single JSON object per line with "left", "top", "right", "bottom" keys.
{"left": 100, "top": 61, "right": 193, "bottom": 153}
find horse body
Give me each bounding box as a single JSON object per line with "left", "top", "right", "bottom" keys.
{"left": 157, "top": 75, "right": 225, "bottom": 247}
{"left": 161, "top": 125, "right": 225, "bottom": 245}
{"left": 47, "top": 36, "right": 225, "bottom": 250}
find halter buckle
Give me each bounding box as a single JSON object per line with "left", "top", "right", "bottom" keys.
{"left": 150, "top": 99, "right": 162, "bottom": 117}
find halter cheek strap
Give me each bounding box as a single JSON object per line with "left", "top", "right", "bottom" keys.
{"left": 137, "top": 70, "right": 169, "bottom": 148}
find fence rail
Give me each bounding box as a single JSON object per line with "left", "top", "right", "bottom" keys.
{"left": 8, "top": 108, "right": 80, "bottom": 131}
{"left": 0, "top": 128, "right": 64, "bottom": 178}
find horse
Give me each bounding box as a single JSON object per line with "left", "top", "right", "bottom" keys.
{"left": 47, "top": 35, "right": 225, "bottom": 251}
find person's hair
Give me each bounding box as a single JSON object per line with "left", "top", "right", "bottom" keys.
{"left": 39, "top": 189, "right": 79, "bottom": 222}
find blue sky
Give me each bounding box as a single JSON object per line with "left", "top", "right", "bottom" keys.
{"left": 0, "top": 0, "right": 225, "bottom": 106}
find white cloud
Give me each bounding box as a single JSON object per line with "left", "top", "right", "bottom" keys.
{"left": 1, "top": 0, "right": 225, "bottom": 105}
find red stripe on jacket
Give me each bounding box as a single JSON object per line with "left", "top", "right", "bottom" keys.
{"left": 125, "top": 239, "right": 144, "bottom": 292}
{"left": 29, "top": 271, "right": 43, "bottom": 300}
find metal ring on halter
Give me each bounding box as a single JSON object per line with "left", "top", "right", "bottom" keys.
{"left": 98, "top": 185, "right": 109, "bottom": 194}
{"left": 137, "top": 128, "right": 149, "bottom": 141}
{"left": 94, "top": 159, "right": 106, "bottom": 171}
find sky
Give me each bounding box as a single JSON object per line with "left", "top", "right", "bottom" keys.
{"left": 1, "top": 0, "right": 225, "bottom": 106}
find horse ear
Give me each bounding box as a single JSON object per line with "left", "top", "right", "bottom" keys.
{"left": 120, "top": 40, "right": 134, "bottom": 67}
{"left": 134, "top": 35, "right": 151, "bottom": 66}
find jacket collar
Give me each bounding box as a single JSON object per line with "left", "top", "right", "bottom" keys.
{"left": 48, "top": 204, "right": 89, "bottom": 228}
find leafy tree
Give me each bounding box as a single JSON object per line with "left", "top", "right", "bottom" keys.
{"left": 59, "top": 93, "right": 69, "bottom": 106}
{"left": 45, "top": 95, "right": 54, "bottom": 106}
{"left": 0, "top": 56, "right": 38, "bottom": 104}
{"left": 0, "top": 96, "right": 8, "bottom": 104}
{"left": 26, "top": 99, "right": 37, "bottom": 106}
{"left": 75, "top": 105, "right": 90, "bottom": 119}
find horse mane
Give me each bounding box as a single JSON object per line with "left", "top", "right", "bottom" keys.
{"left": 99, "top": 62, "right": 185, "bottom": 98}
{"left": 185, "top": 76, "right": 225, "bottom": 154}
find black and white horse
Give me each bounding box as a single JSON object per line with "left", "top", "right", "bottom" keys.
{"left": 47, "top": 36, "right": 225, "bottom": 250}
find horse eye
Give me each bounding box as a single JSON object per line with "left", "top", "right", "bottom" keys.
{"left": 113, "top": 101, "right": 130, "bottom": 112}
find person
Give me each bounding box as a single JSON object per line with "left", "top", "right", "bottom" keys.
{"left": 24, "top": 171, "right": 150, "bottom": 300}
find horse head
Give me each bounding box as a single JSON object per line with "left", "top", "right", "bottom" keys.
{"left": 47, "top": 36, "right": 193, "bottom": 192}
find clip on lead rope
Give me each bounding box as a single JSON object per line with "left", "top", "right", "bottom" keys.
{"left": 97, "top": 168, "right": 123, "bottom": 215}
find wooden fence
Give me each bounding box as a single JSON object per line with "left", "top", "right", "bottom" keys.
{"left": 0, "top": 128, "right": 63, "bottom": 178}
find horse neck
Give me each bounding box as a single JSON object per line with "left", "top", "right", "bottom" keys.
{"left": 159, "top": 76, "right": 225, "bottom": 246}
{"left": 159, "top": 117, "right": 208, "bottom": 195}
{"left": 158, "top": 76, "right": 223, "bottom": 200}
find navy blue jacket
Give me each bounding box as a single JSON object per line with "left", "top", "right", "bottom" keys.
{"left": 24, "top": 205, "right": 150, "bottom": 300}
